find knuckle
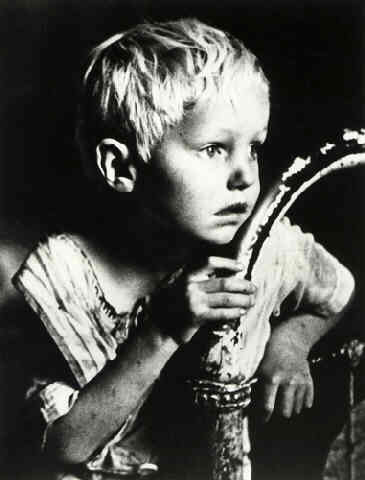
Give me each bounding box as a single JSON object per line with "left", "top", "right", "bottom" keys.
{"left": 287, "top": 378, "right": 297, "bottom": 387}
{"left": 233, "top": 308, "right": 243, "bottom": 319}
{"left": 221, "top": 293, "right": 230, "bottom": 306}
{"left": 224, "top": 310, "right": 239, "bottom": 321}
{"left": 305, "top": 381, "right": 313, "bottom": 391}
{"left": 267, "top": 375, "right": 280, "bottom": 386}
{"left": 302, "top": 377, "right": 311, "bottom": 387}
{"left": 218, "top": 277, "right": 226, "bottom": 290}
{"left": 220, "top": 310, "right": 231, "bottom": 321}
{"left": 207, "top": 256, "right": 217, "bottom": 268}
{"left": 282, "top": 409, "right": 291, "bottom": 419}
{"left": 186, "top": 282, "right": 197, "bottom": 297}
{"left": 263, "top": 404, "right": 274, "bottom": 415}
{"left": 192, "top": 314, "right": 204, "bottom": 326}
{"left": 187, "top": 288, "right": 203, "bottom": 314}
{"left": 189, "top": 307, "right": 205, "bottom": 326}
{"left": 190, "top": 297, "right": 205, "bottom": 318}
{"left": 244, "top": 295, "right": 253, "bottom": 308}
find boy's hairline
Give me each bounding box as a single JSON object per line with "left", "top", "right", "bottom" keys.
{"left": 77, "top": 17, "right": 270, "bottom": 182}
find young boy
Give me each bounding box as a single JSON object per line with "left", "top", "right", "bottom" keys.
{"left": 11, "top": 18, "right": 354, "bottom": 479}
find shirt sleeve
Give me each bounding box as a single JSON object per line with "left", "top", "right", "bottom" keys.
{"left": 12, "top": 234, "right": 131, "bottom": 388}
{"left": 25, "top": 379, "right": 80, "bottom": 450}
{"left": 273, "top": 217, "right": 355, "bottom": 318}
{"left": 13, "top": 235, "right": 156, "bottom": 469}
{"left": 26, "top": 378, "right": 137, "bottom": 456}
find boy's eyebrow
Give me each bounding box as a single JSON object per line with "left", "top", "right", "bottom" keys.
{"left": 180, "top": 126, "right": 269, "bottom": 143}
{"left": 179, "top": 127, "right": 231, "bottom": 144}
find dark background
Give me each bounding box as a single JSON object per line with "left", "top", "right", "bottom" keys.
{"left": 0, "top": 1, "right": 364, "bottom": 479}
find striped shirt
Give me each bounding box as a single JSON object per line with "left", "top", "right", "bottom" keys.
{"left": 13, "top": 217, "right": 354, "bottom": 477}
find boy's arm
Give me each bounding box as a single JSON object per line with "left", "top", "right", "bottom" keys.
{"left": 255, "top": 300, "right": 353, "bottom": 422}
{"left": 254, "top": 221, "right": 355, "bottom": 421}
{"left": 45, "top": 320, "right": 178, "bottom": 463}
{"left": 44, "top": 257, "right": 256, "bottom": 464}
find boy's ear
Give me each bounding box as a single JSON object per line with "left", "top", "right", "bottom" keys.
{"left": 96, "top": 138, "right": 137, "bottom": 193}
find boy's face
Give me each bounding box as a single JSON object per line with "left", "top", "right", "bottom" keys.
{"left": 141, "top": 79, "right": 269, "bottom": 245}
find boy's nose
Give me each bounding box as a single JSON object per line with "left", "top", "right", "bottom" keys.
{"left": 227, "top": 157, "right": 256, "bottom": 191}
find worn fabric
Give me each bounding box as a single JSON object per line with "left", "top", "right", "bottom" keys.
{"left": 12, "top": 218, "right": 354, "bottom": 477}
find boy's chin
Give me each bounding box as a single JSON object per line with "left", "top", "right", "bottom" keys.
{"left": 203, "top": 226, "right": 240, "bottom": 246}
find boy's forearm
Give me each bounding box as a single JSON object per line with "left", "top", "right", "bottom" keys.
{"left": 256, "top": 295, "right": 354, "bottom": 421}
{"left": 270, "top": 312, "right": 338, "bottom": 355}
{"left": 270, "top": 287, "right": 355, "bottom": 355}
{"left": 46, "top": 321, "right": 178, "bottom": 464}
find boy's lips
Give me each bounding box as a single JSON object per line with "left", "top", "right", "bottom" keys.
{"left": 214, "top": 202, "right": 249, "bottom": 216}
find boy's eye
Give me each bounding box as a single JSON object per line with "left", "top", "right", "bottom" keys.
{"left": 202, "top": 144, "right": 225, "bottom": 159}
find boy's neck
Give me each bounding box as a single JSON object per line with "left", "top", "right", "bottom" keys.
{"left": 85, "top": 197, "right": 200, "bottom": 277}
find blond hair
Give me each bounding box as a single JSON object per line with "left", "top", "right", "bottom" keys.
{"left": 77, "top": 18, "right": 269, "bottom": 177}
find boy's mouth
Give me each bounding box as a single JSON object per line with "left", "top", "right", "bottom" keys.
{"left": 215, "top": 202, "right": 249, "bottom": 216}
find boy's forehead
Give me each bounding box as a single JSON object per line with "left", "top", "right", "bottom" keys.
{"left": 179, "top": 82, "right": 270, "bottom": 140}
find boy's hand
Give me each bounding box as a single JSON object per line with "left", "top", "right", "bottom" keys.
{"left": 255, "top": 331, "right": 314, "bottom": 422}
{"left": 151, "top": 256, "right": 257, "bottom": 344}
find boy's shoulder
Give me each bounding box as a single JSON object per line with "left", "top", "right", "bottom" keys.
{"left": 255, "top": 216, "right": 315, "bottom": 260}
{"left": 271, "top": 216, "right": 312, "bottom": 239}
{"left": 0, "top": 218, "right": 45, "bottom": 317}
{"left": 13, "top": 231, "right": 123, "bottom": 387}
{"left": 243, "top": 216, "right": 318, "bottom": 291}
{"left": 13, "top": 232, "right": 98, "bottom": 292}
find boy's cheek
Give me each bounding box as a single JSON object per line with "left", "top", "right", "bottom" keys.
{"left": 254, "top": 180, "right": 261, "bottom": 200}
{"left": 249, "top": 183, "right": 261, "bottom": 212}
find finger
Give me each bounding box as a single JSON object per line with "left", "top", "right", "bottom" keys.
{"left": 294, "top": 384, "right": 306, "bottom": 415}
{"left": 207, "top": 292, "right": 255, "bottom": 309}
{"left": 260, "top": 378, "right": 280, "bottom": 422}
{"left": 206, "top": 256, "right": 245, "bottom": 273}
{"left": 198, "top": 307, "right": 245, "bottom": 322}
{"left": 188, "top": 269, "right": 211, "bottom": 282}
{"left": 278, "top": 383, "right": 296, "bottom": 418}
{"left": 188, "top": 259, "right": 243, "bottom": 281}
{"left": 304, "top": 380, "right": 314, "bottom": 409}
{"left": 202, "top": 276, "right": 257, "bottom": 294}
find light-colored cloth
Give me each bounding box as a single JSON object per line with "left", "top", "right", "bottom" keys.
{"left": 14, "top": 234, "right": 135, "bottom": 388}
{"left": 12, "top": 218, "right": 354, "bottom": 477}
{"left": 235, "top": 217, "right": 354, "bottom": 379}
